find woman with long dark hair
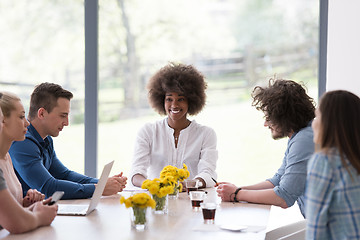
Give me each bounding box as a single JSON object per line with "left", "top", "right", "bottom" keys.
{"left": 306, "top": 90, "right": 360, "bottom": 239}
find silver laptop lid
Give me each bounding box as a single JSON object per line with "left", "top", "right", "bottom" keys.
{"left": 86, "top": 160, "right": 114, "bottom": 214}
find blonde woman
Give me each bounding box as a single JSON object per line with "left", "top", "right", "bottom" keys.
{"left": 0, "top": 92, "right": 45, "bottom": 207}
{"left": 0, "top": 97, "right": 57, "bottom": 233}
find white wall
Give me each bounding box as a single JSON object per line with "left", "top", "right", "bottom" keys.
{"left": 327, "top": 0, "right": 360, "bottom": 96}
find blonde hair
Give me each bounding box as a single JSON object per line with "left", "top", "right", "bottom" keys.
{"left": 0, "top": 92, "right": 21, "bottom": 117}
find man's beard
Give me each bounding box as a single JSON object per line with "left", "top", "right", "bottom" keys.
{"left": 271, "top": 129, "right": 287, "bottom": 140}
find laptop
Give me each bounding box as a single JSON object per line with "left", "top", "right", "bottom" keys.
{"left": 57, "top": 161, "right": 114, "bottom": 216}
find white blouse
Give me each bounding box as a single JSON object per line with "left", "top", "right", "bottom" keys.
{"left": 130, "top": 118, "right": 218, "bottom": 187}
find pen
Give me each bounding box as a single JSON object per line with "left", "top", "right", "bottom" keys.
{"left": 198, "top": 189, "right": 208, "bottom": 194}
{"left": 211, "top": 177, "right": 219, "bottom": 187}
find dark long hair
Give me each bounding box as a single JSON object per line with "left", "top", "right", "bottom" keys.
{"left": 318, "top": 90, "right": 360, "bottom": 174}
{"left": 252, "top": 79, "right": 315, "bottom": 135}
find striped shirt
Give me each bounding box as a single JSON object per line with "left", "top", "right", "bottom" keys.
{"left": 305, "top": 150, "right": 360, "bottom": 239}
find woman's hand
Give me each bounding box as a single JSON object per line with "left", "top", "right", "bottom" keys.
{"left": 32, "top": 201, "right": 58, "bottom": 227}
{"left": 23, "top": 189, "right": 45, "bottom": 207}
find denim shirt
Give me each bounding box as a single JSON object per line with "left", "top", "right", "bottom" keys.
{"left": 267, "top": 122, "right": 314, "bottom": 217}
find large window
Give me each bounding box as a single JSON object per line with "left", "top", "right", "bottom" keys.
{"left": 98, "top": 0, "right": 319, "bottom": 183}
{"left": 0, "top": 0, "right": 85, "bottom": 173}
{"left": 1, "top": 0, "right": 319, "bottom": 184}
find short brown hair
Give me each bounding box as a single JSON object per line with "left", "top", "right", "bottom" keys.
{"left": 146, "top": 63, "right": 207, "bottom": 115}
{"left": 28, "top": 82, "right": 73, "bottom": 120}
{"left": 252, "top": 79, "right": 315, "bottom": 134}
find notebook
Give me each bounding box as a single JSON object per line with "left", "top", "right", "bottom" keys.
{"left": 57, "top": 160, "right": 114, "bottom": 216}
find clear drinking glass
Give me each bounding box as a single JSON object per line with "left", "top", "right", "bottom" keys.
{"left": 189, "top": 191, "right": 206, "bottom": 211}
{"left": 200, "top": 203, "right": 217, "bottom": 224}
{"left": 185, "top": 179, "right": 199, "bottom": 195}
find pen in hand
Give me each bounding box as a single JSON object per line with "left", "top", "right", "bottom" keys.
{"left": 212, "top": 177, "right": 219, "bottom": 187}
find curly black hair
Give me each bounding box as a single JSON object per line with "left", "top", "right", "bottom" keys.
{"left": 252, "top": 79, "right": 315, "bottom": 134}
{"left": 147, "top": 63, "right": 207, "bottom": 116}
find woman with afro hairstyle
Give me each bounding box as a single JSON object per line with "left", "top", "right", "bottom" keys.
{"left": 130, "top": 63, "right": 218, "bottom": 189}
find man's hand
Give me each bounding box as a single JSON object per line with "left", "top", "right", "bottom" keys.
{"left": 23, "top": 189, "right": 45, "bottom": 207}
{"left": 112, "top": 172, "right": 127, "bottom": 190}
{"left": 102, "top": 172, "right": 128, "bottom": 196}
{"left": 216, "top": 182, "right": 238, "bottom": 202}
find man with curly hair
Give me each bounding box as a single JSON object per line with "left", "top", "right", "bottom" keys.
{"left": 130, "top": 63, "right": 218, "bottom": 189}
{"left": 217, "top": 79, "right": 315, "bottom": 217}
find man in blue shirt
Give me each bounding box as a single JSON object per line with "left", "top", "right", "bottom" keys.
{"left": 216, "top": 79, "right": 315, "bottom": 217}
{"left": 9, "top": 83, "right": 127, "bottom": 199}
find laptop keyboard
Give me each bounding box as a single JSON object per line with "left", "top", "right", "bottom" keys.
{"left": 59, "top": 204, "right": 88, "bottom": 213}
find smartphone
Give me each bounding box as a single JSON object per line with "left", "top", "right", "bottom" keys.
{"left": 48, "top": 191, "right": 64, "bottom": 205}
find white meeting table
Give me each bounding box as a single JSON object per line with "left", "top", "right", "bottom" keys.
{"left": 0, "top": 188, "right": 271, "bottom": 240}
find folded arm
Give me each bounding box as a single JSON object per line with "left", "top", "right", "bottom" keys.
{"left": 216, "top": 181, "right": 288, "bottom": 208}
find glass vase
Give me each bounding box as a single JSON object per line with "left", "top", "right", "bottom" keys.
{"left": 168, "top": 181, "right": 179, "bottom": 200}
{"left": 130, "top": 206, "right": 147, "bottom": 231}
{"left": 152, "top": 194, "right": 168, "bottom": 214}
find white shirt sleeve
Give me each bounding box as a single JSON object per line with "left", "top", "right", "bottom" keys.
{"left": 194, "top": 127, "right": 218, "bottom": 187}
{"left": 130, "top": 123, "right": 153, "bottom": 183}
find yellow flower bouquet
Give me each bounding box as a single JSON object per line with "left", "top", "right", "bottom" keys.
{"left": 141, "top": 177, "right": 175, "bottom": 213}
{"left": 160, "top": 164, "right": 190, "bottom": 198}
{"left": 120, "top": 193, "right": 155, "bottom": 230}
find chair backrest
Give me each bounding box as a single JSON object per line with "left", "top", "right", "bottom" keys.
{"left": 278, "top": 228, "right": 306, "bottom": 240}
{"left": 265, "top": 220, "right": 307, "bottom": 240}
